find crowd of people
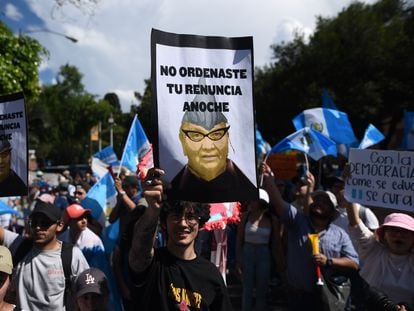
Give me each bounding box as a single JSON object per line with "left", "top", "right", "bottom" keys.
{"left": 0, "top": 157, "right": 413, "bottom": 310}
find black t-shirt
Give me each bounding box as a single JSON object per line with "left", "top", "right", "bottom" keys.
{"left": 131, "top": 247, "right": 233, "bottom": 310}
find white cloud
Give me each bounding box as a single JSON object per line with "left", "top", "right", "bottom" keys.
{"left": 23, "top": 0, "right": 373, "bottom": 112}
{"left": 5, "top": 3, "right": 23, "bottom": 21}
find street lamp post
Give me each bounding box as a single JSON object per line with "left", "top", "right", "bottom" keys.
{"left": 108, "top": 114, "right": 114, "bottom": 147}
{"left": 21, "top": 28, "right": 78, "bottom": 43}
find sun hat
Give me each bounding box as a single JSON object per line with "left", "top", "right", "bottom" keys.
{"left": 0, "top": 245, "right": 12, "bottom": 275}
{"left": 376, "top": 213, "right": 414, "bottom": 238}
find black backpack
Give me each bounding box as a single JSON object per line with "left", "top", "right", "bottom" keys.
{"left": 8, "top": 238, "right": 73, "bottom": 308}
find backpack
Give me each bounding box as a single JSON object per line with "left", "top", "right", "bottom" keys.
{"left": 8, "top": 238, "right": 73, "bottom": 308}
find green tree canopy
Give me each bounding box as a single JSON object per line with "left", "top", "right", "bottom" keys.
{"left": 255, "top": 0, "right": 414, "bottom": 147}
{"left": 30, "top": 64, "right": 113, "bottom": 165}
{"left": 0, "top": 21, "right": 48, "bottom": 101}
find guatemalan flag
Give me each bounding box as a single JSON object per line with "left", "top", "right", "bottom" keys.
{"left": 292, "top": 108, "right": 357, "bottom": 145}
{"left": 92, "top": 146, "right": 120, "bottom": 179}
{"left": 270, "top": 127, "right": 337, "bottom": 161}
{"left": 119, "top": 114, "right": 153, "bottom": 179}
{"left": 255, "top": 127, "right": 271, "bottom": 160}
{"left": 358, "top": 124, "right": 385, "bottom": 149}
{"left": 322, "top": 89, "right": 338, "bottom": 110}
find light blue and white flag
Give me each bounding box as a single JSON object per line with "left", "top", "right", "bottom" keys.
{"left": 255, "top": 127, "right": 271, "bottom": 159}
{"left": 81, "top": 172, "right": 117, "bottom": 229}
{"left": 0, "top": 200, "right": 19, "bottom": 216}
{"left": 94, "top": 146, "right": 120, "bottom": 166}
{"left": 119, "top": 114, "right": 152, "bottom": 173}
{"left": 92, "top": 145, "right": 120, "bottom": 179}
{"left": 402, "top": 111, "right": 414, "bottom": 150}
{"left": 292, "top": 107, "right": 357, "bottom": 145}
{"left": 358, "top": 124, "right": 385, "bottom": 149}
{"left": 270, "top": 127, "right": 337, "bottom": 161}
{"left": 322, "top": 89, "right": 338, "bottom": 110}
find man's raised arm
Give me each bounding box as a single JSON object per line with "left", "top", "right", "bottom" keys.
{"left": 129, "top": 168, "right": 165, "bottom": 274}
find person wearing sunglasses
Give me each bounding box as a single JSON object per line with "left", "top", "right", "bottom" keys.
{"left": 129, "top": 168, "right": 233, "bottom": 310}
{"left": 170, "top": 109, "right": 256, "bottom": 203}
{"left": 0, "top": 199, "right": 89, "bottom": 310}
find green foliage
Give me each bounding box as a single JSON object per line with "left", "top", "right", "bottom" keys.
{"left": 30, "top": 64, "right": 113, "bottom": 165}
{"left": 0, "top": 21, "right": 48, "bottom": 102}
{"left": 255, "top": 0, "right": 414, "bottom": 146}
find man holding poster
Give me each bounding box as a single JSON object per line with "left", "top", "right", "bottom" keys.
{"left": 0, "top": 93, "right": 28, "bottom": 197}
{"left": 151, "top": 29, "right": 258, "bottom": 203}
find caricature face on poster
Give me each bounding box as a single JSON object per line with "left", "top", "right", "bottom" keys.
{"left": 0, "top": 93, "right": 28, "bottom": 197}
{"left": 151, "top": 29, "right": 258, "bottom": 203}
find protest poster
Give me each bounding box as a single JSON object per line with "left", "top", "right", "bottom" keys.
{"left": 344, "top": 148, "right": 414, "bottom": 212}
{"left": 0, "top": 92, "right": 28, "bottom": 197}
{"left": 151, "top": 29, "right": 257, "bottom": 203}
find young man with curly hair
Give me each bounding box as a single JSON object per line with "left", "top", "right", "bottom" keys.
{"left": 128, "top": 168, "right": 233, "bottom": 310}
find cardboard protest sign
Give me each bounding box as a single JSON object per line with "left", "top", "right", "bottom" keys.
{"left": 345, "top": 148, "right": 414, "bottom": 212}
{"left": 151, "top": 29, "right": 257, "bottom": 203}
{"left": 267, "top": 153, "right": 299, "bottom": 180}
{"left": 0, "top": 93, "right": 28, "bottom": 197}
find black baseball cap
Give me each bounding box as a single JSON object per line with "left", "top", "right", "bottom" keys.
{"left": 75, "top": 268, "right": 109, "bottom": 298}
{"left": 29, "top": 199, "right": 62, "bottom": 222}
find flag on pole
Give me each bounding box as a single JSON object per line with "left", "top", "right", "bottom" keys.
{"left": 292, "top": 107, "right": 357, "bottom": 145}
{"left": 402, "top": 111, "right": 414, "bottom": 150}
{"left": 91, "top": 146, "right": 120, "bottom": 179}
{"left": 255, "top": 127, "right": 271, "bottom": 159}
{"left": 94, "top": 146, "right": 120, "bottom": 167}
{"left": 322, "top": 89, "right": 338, "bottom": 110}
{"left": 119, "top": 115, "right": 153, "bottom": 178}
{"left": 358, "top": 124, "right": 385, "bottom": 149}
{"left": 0, "top": 201, "right": 19, "bottom": 216}
{"left": 270, "top": 127, "right": 337, "bottom": 161}
{"left": 81, "top": 172, "right": 117, "bottom": 229}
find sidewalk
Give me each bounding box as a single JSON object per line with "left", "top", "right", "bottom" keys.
{"left": 226, "top": 271, "right": 288, "bottom": 311}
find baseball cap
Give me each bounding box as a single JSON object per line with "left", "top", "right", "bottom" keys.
{"left": 30, "top": 199, "right": 62, "bottom": 222}
{"left": 63, "top": 204, "right": 91, "bottom": 224}
{"left": 376, "top": 213, "right": 414, "bottom": 238}
{"left": 0, "top": 246, "right": 12, "bottom": 275}
{"left": 311, "top": 190, "right": 339, "bottom": 219}
{"left": 75, "top": 268, "right": 109, "bottom": 298}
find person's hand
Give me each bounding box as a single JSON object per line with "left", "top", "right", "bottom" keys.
{"left": 143, "top": 168, "right": 165, "bottom": 209}
{"left": 305, "top": 171, "right": 315, "bottom": 189}
{"left": 313, "top": 253, "right": 328, "bottom": 266}
{"left": 260, "top": 161, "right": 273, "bottom": 176}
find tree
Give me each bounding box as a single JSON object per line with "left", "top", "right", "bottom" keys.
{"left": 255, "top": 0, "right": 414, "bottom": 147}
{"left": 31, "top": 64, "right": 113, "bottom": 165}
{"left": 0, "top": 21, "right": 48, "bottom": 102}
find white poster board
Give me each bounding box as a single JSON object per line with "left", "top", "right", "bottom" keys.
{"left": 151, "top": 29, "right": 257, "bottom": 203}
{"left": 345, "top": 148, "right": 414, "bottom": 212}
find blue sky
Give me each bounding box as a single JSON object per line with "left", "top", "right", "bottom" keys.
{"left": 1, "top": 0, "right": 376, "bottom": 111}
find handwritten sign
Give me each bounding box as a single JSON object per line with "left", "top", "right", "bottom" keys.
{"left": 345, "top": 148, "right": 414, "bottom": 212}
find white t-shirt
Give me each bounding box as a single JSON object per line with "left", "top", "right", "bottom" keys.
{"left": 3, "top": 230, "right": 89, "bottom": 311}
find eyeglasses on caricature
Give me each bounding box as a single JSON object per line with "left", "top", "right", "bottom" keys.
{"left": 181, "top": 126, "right": 230, "bottom": 142}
